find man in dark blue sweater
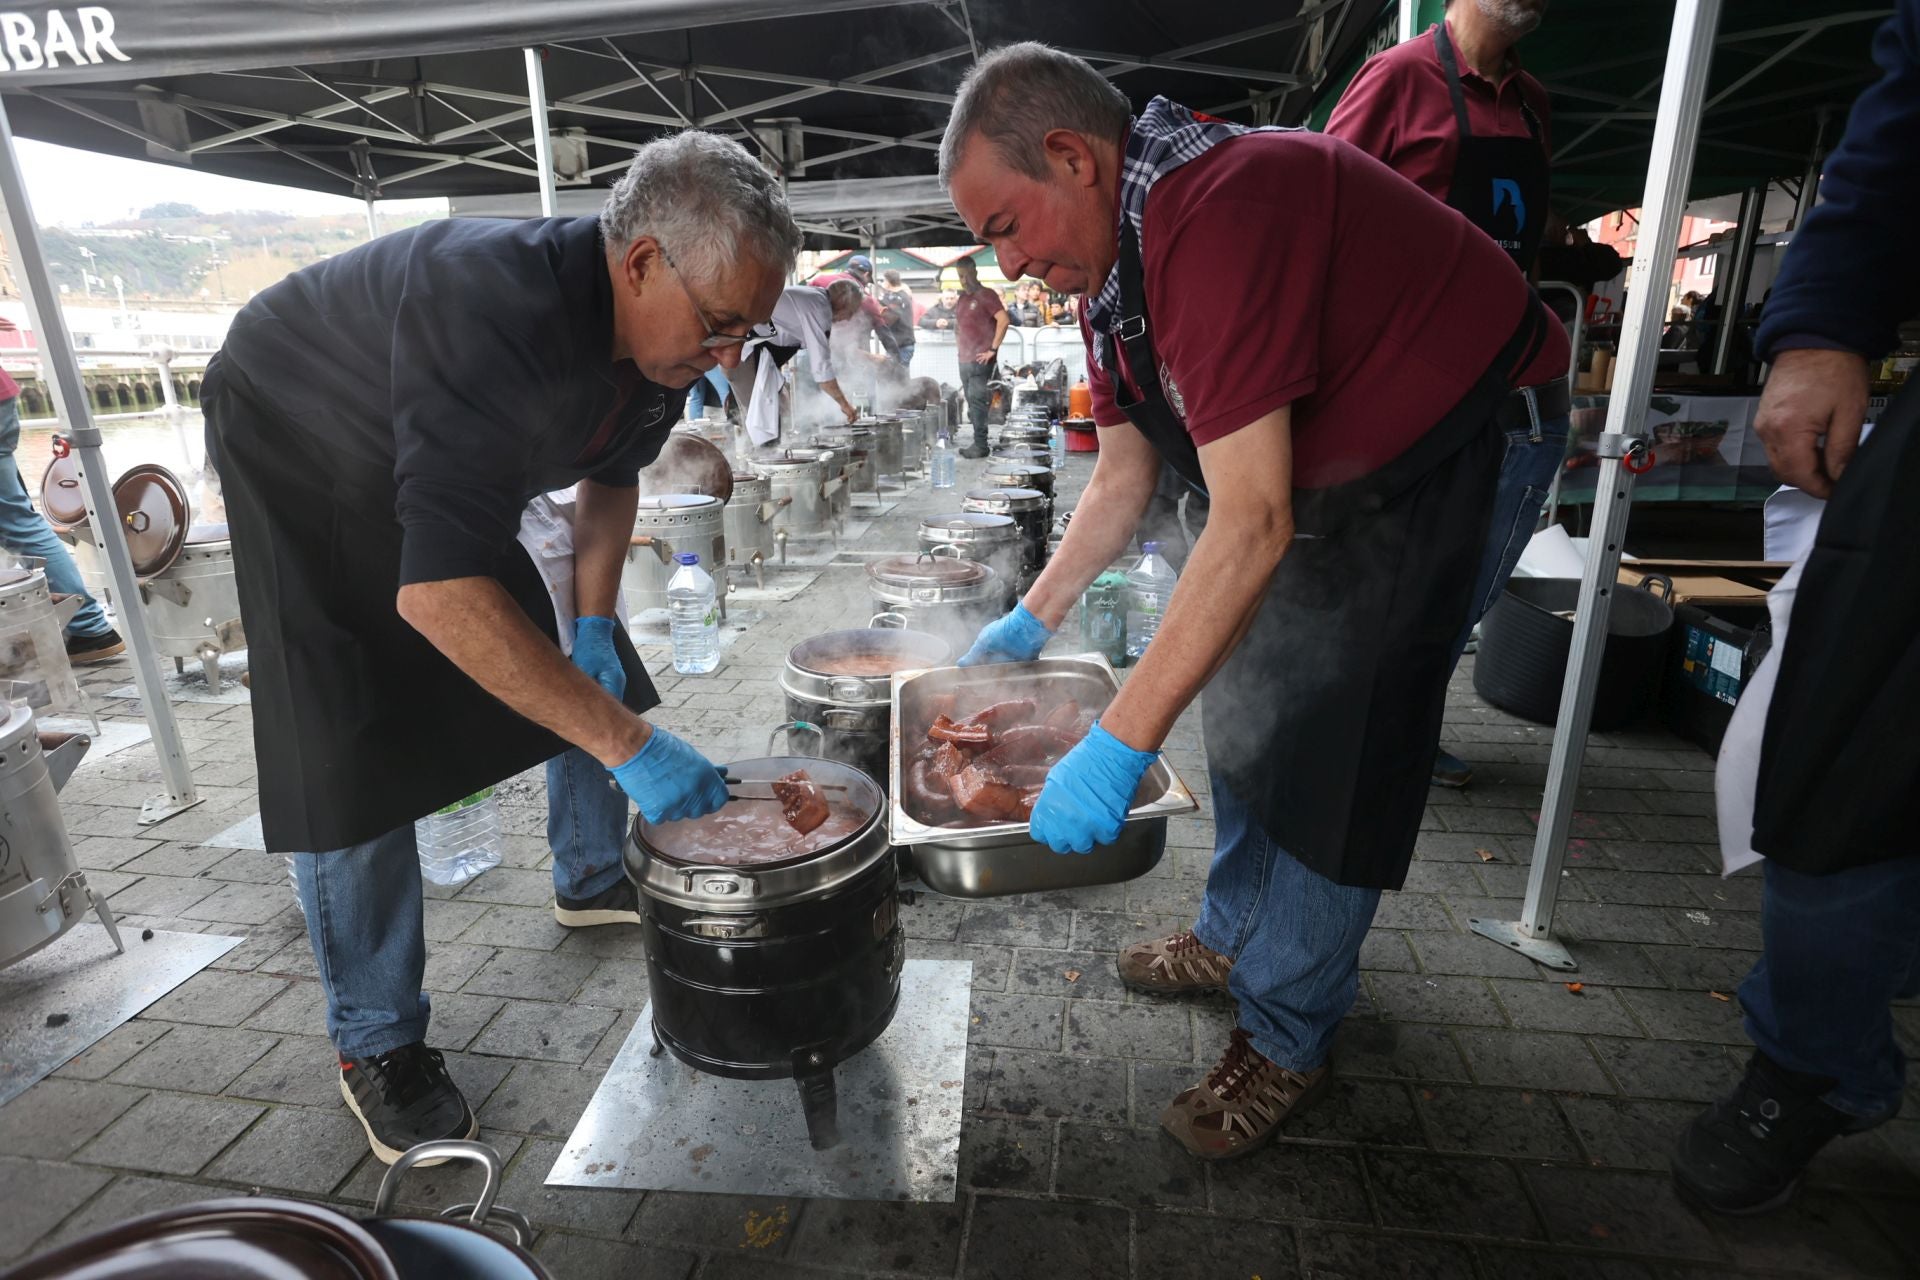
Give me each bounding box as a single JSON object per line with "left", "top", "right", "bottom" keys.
{"left": 1670, "top": 0, "right": 1920, "bottom": 1217}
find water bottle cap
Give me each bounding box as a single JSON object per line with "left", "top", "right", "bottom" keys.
{"left": 675, "top": 553, "right": 699, "bottom": 566}
{"left": 1142, "top": 541, "right": 1161, "bottom": 553}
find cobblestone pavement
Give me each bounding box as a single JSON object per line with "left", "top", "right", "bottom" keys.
{"left": 6, "top": 449, "right": 1917, "bottom": 1279}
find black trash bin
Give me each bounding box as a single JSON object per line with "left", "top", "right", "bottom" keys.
{"left": 1473, "top": 575, "right": 1675, "bottom": 731}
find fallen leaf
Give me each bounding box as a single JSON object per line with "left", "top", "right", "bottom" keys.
{"left": 1708, "top": 990, "right": 1731, "bottom": 1002}
{"left": 1064, "top": 969, "right": 1082, "bottom": 983}
{"left": 1565, "top": 982, "right": 1585, "bottom": 994}
{"left": 1475, "top": 847, "right": 1497, "bottom": 862}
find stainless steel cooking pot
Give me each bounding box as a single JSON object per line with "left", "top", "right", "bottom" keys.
{"left": 722, "top": 471, "right": 788, "bottom": 588}
{"left": 0, "top": 701, "right": 120, "bottom": 970}
{"left": 865, "top": 553, "right": 1003, "bottom": 653}
{"left": 623, "top": 495, "right": 727, "bottom": 617}
{"left": 773, "top": 627, "right": 952, "bottom": 783}
{"left": 917, "top": 513, "right": 1021, "bottom": 610}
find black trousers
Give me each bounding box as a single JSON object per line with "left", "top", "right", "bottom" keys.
{"left": 958, "top": 362, "right": 995, "bottom": 447}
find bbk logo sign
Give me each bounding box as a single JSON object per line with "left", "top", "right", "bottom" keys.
{"left": 0, "top": 7, "right": 128, "bottom": 71}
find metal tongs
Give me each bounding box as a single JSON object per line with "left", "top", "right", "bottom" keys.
{"left": 721, "top": 773, "right": 850, "bottom": 801}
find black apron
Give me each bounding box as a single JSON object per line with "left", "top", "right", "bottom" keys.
{"left": 1751, "top": 377, "right": 1920, "bottom": 875}
{"left": 205, "top": 358, "right": 661, "bottom": 854}
{"left": 1433, "top": 24, "right": 1550, "bottom": 274}
{"left": 1101, "top": 220, "right": 1544, "bottom": 889}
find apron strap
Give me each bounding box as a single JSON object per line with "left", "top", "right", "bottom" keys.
{"left": 1433, "top": 24, "right": 1474, "bottom": 140}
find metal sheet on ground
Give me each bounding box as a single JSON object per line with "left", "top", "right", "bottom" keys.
{"left": 200, "top": 812, "right": 266, "bottom": 851}
{"left": 548, "top": 958, "right": 970, "bottom": 1202}
{"left": 0, "top": 924, "right": 241, "bottom": 1106}
{"left": 104, "top": 650, "right": 251, "bottom": 705}
{"left": 39, "top": 717, "right": 151, "bottom": 762}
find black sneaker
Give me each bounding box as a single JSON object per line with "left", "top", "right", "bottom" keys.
{"left": 958, "top": 445, "right": 990, "bottom": 460}
{"left": 1431, "top": 748, "right": 1473, "bottom": 789}
{"left": 65, "top": 629, "right": 124, "bottom": 664}
{"left": 554, "top": 877, "right": 644, "bottom": 928}
{"left": 339, "top": 1042, "right": 477, "bottom": 1165}
{"left": 1670, "top": 1050, "right": 1883, "bottom": 1215}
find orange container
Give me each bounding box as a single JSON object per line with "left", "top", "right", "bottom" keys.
{"left": 1068, "top": 377, "right": 1092, "bottom": 420}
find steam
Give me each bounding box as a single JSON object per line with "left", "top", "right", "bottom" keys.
{"left": 638, "top": 432, "right": 731, "bottom": 497}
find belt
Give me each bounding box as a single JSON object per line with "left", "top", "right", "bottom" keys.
{"left": 1495, "top": 376, "right": 1571, "bottom": 434}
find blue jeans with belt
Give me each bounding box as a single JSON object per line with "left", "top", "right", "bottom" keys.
{"left": 1453, "top": 411, "right": 1571, "bottom": 657}
{"left": 1192, "top": 772, "right": 1382, "bottom": 1072}
{"left": 291, "top": 747, "right": 628, "bottom": 1058}
{"left": 0, "top": 395, "right": 113, "bottom": 638}
{"left": 1739, "top": 853, "right": 1920, "bottom": 1122}
{"left": 685, "top": 367, "right": 732, "bottom": 419}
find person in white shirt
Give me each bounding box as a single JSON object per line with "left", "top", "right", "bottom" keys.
{"left": 725, "top": 284, "right": 860, "bottom": 444}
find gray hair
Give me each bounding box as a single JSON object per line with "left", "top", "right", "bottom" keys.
{"left": 939, "top": 42, "right": 1132, "bottom": 187}
{"left": 824, "top": 279, "right": 862, "bottom": 314}
{"left": 600, "top": 130, "right": 802, "bottom": 285}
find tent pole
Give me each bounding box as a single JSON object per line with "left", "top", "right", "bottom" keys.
{"left": 0, "top": 99, "right": 200, "bottom": 823}
{"left": 1398, "top": 0, "right": 1417, "bottom": 44}
{"left": 364, "top": 195, "right": 380, "bottom": 240}
{"left": 524, "top": 47, "right": 558, "bottom": 217}
{"left": 1710, "top": 185, "right": 1763, "bottom": 377}
{"left": 1470, "top": 0, "right": 1722, "bottom": 971}
{"left": 1791, "top": 107, "right": 1829, "bottom": 230}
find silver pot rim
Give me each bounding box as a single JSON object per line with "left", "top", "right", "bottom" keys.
{"left": 962, "top": 487, "right": 1045, "bottom": 514}
{"left": 781, "top": 627, "right": 952, "bottom": 706}
{"left": 634, "top": 493, "right": 723, "bottom": 514}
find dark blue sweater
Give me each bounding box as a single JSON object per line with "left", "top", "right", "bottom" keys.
{"left": 1754, "top": 1, "right": 1920, "bottom": 361}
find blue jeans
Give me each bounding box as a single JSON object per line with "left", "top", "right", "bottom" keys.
{"left": 1192, "top": 772, "right": 1382, "bottom": 1072}
{"left": 895, "top": 342, "right": 915, "bottom": 370}
{"left": 1452, "top": 413, "right": 1571, "bottom": 658}
{"left": 0, "top": 396, "right": 111, "bottom": 638}
{"left": 1740, "top": 853, "right": 1920, "bottom": 1122}
{"left": 292, "top": 747, "right": 629, "bottom": 1057}
{"left": 685, "top": 367, "right": 731, "bottom": 419}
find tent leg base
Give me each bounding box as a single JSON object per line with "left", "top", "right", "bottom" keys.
{"left": 1469, "top": 918, "right": 1579, "bottom": 972}
{"left": 139, "top": 792, "right": 203, "bottom": 826}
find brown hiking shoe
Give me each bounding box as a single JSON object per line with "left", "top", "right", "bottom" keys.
{"left": 1161, "top": 1029, "right": 1330, "bottom": 1161}
{"left": 1118, "top": 930, "right": 1232, "bottom": 994}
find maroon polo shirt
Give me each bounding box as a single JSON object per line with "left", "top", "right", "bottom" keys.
{"left": 1325, "top": 23, "right": 1553, "bottom": 204}
{"left": 953, "top": 285, "right": 1004, "bottom": 362}
{"left": 1082, "top": 130, "right": 1567, "bottom": 489}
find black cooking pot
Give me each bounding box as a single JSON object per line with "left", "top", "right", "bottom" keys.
{"left": 1473, "top": 575, "right": 1674, "bottom": 730}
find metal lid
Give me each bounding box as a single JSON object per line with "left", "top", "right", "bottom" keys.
{"left": 630, "top": 756, "right": 891, "bottom": 911}
{"left": 867, "top": 553, "right": 993, "bottom": 589}
{"left": 963, "top": 487, "right": 1045, "bottom": 514}
{"left": 10, "top": 1196, "right": 400, "bottom": 1280}
{"left": 113, "top": 463, "right": 193, "bottom": 577}
{"left": 634, "top": 493, "right": 722, "bottom": 513}
{"left": 782, "top": 626, "right": 952, "bottom": 706}
{"left": 983, "top": 462, "right": 1054, "bottom": 488}
{"left": 990, "top": 446, "right": 1055, "bottom": 467}
{"left": 751, "top": 449, "right": 827, "bottom": 474}
{"left": 639, "top": 431, "right": 733, "bottom": 504}
{"left": 919, "top": 512, "right": 1017, "bottom": 544}
{"left": 1, "top": 699, "right": 35, "bottom": 754}
{"left": 38, "top": 438, "right": 88, "bottom": 533}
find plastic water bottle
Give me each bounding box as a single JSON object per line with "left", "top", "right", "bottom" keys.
{"left": 930, "top": 427, "right": 957, "bottom": 490}
{"left": 667, "top": 553, "right": 720, "bottom": 674}
{"left": 1124, "top": 541, "right": 1179, "bottom": 660}
{"left": 1048, "top": 417, "right": 1067, "bottom": 467}
{"left": 416, "top": 789, "right": 504, "bottom": 886}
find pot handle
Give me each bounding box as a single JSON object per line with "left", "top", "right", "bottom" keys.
{"left": 374, "top": 1139, "right": 531, "bottom": 1245}
{"left": 1637, "top": 572, "right": 1675, "bottom": 602}
{"left": 768, "top": 719, "right": 823, "bottom": 755}
{"left": 630, "top": 534, "right": 675, "bottom": 565}
{"left": 869, "top": 611, "right": 908, "bottom": 630}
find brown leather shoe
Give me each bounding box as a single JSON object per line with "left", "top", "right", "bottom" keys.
{"left": 1161, "top": 1029, "right": 1330, "bottom": 1161}
{"left": 1117, "top": 930, "right": 1233, "bottom": 994}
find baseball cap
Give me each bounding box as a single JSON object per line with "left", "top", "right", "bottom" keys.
{"left": 847, "top": 254, "right": 874, "bottom": 277}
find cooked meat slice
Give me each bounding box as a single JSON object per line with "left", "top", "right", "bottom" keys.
{"left": 771, "top": 770, "right": 830, "bottom": 836}
{"left": 1016, "top": 785, "right": 1046, "bottom": 820}
{"left": 928, "top": 714, "right": 992, "bottom": 747}
{"left": 948, "top": 764, "right": 1029, "bottom": 822}
{"left": 979, "top": 724, "right": 1079, "bottom": 767}
{"left": 925, "top": 691, "right": 959, "bottom": 722}
{"left": 999, "top": 763, "right": 1051, "bottom": 788}
{"left": 907, "top": 758, "right": 959, "bottom": 821}
{"left": 1042, "top": 700, "right": 1081, "bottom": 731}
{"left": 961, "top": 698, "right": 1037, "bottom": 728}
{"left": 930, "top": 741, "right": 970, "bottom": 779}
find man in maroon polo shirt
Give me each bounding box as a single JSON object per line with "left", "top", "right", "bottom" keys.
{"left": 944, "top": 42, "right": 1567, "bottom": 1159}
{"left": 951, "top": 254, "right": 1009, "bottom": 457}
{"left": 1328, "top": 0, "right": 1567, "bottom": 791}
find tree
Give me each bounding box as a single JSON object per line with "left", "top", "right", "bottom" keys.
{"left": 138, "top": 202, "right": 202, "bottom": 220}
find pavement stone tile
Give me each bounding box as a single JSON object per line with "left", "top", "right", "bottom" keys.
{"left": 575, "top": 957, "right": 648, "bottom": 1008}
{"left": 112, "top": 844, "right": 231, "bottom": 878}
{"left": 899, "top": 894, "right": 965, "bottom": 940}
{"left": 454, "top": 867, "right": 559, "bottom": 907}
{"left": 695, "top": 1256, "right": 849, "bottom": 1279}
{"left": 334, "top": 1131, "right": 526, "bottom": 1207}
{"left": 785, "top": 1198, "right": 966, "bottom": 1275}
{"left": 1006, "top": 948, "right": 1127, "bottom": 1002}
{"left": 1331, "top": 1022, "right": 1471, "bottom": 1084}
{"left": 109, "top": 1023, "right": 279, "bottom": 1093}
{"left": 1288, "top": 1077, "right": 1426, "bottom": 1149}
{"left": 1359, "top": 929, "right": 1419, "bottom": 973}
{"left": 1065, "top": 1000, "right": 1192, "bottom": 1062}
{"left": 1488, "top": 979, "right": 1643, "bottom": 1037}
{"left": 140, "top": 970, "right": 287, "bottom": 1026}
{"left": 1367, "top": 973, "right": 1509, "bottom": 1028}
{"left": 627, "top": 1189, "right": 802, "bottom": 1254}
{"left": 225, "top": 1034, "right": 349, "bottom": 1109}
{"left": 201, "top": 1105, "right": 369, "bottom": 1194}
{"left": 1569, "top": 869, "right": 1711, "bottom": 908}
{"left": 1020, "top": 881, "right": 1133, "bottom": 912}
{"left": 74, "top": 1091, "right": 265, "bottom": 1176}
{"left": 1547, "top": 940, "right": 1668, "bottom": 989}
{"left": 1295, "top": 1228, "right": 1478, "bottom": 1279}
{"left": 1400, "top": 861, "right": 1490, "bottom": 896}
{"left": 1414, "top": 1085, "right": 1582, "bottom": 1160}
{"left": 1053, "top": 1122, "right": 1204, "bottom": 1207}
{"left": 70, "top": 835, "right": 161, "bottom": 872}
{"left": 31, "top": 1173, "right": 209, "bottom": 1255}
{"left": 1407, "top": 930, "right": 1548, "bottom": 980}
{"left": 1068, "top": 910, "right": 1190, "bottom": 953}
{"left": 969, "top": 991, "right": 1064, "bottom": 1052}
{"left": 461, "top": 949, "right": 596, "bottom": 1001}
{"left": 1124, "top": 876, "right": 1205, "bottom": 916}
{"left": 53, "top": 1021, "right": 172, "bottom": 1081}
{"left": 1681, "top": 869, "right": 1764, "bottom": 912}
{"left": 959, "top": 1196, "right": 1129, "bottom": 1280}
{"left": 1366, "top": 1149, "right": 1544, "bottom": 1240}
{"left": 1372, "top": 893, "right": 1457, "bottom": 931}
{"left": 958, "top": 1115, "right": 1054, "bottom": 1194}
{"left": 984, "top": 1051, "right": 1129, "bottom": 1124}
{"left": 1559, "top": 1096, "right": 1706, "bottom": 1172}
{"left": 469, "top": 1000, "right": 616, "bottom": 1063}
{"left": 202, "top": 850, "right": 288, "bottom": 885}
{"left": 105, "top": 875, "right": 221, "bottom": 918}
{"left": 423, "top": 992, "right": 508, "bottom": 1052}
{"left": 1457, "top": 1029, "right": 1614, "bottom": 1094}
{"left": 0, "top": 1079, "right": 147, "bottom": 1160}
{"left": 557, "top": 924, "right": 649, "bottom": 961}
{"left": 1701, "top": 1189, "right": 1913, "bottom": 1277}
{"left": 1668, "top": 908, "right": 1763, "bottom": 951}
{"left": 1596, "top": 840, "right": 1719, "bottom": 875}
{"left": 1555, "top": 902, "right": 1689, "bottom": 946}
{"left": 0, "top": 1157, "right": 113, "bottom": 1260}
{"left": 422, "top": 896, "right": 492, "bottom": 942}
{"left": 458, "top": 905, "right": 571, "bottom": 952}
{"left": 1616, "top": 989, "right": 1751, "bottom": 1045}
{"left": 423, "top": 941, "right": 500, "bottom": 992}
{"left": 1135, "top": 1208, "right": 1297, "bottom": 1278}
{"left": 1206, "top": 1139, "right": 1374, "bottom": 1224}
{"left": 1476, "top": 1246, "right": 1656, "bottom": 1280}
{"left": 179, "top": 881, "right": 298, "bottom": 926}
{"left": 1636, "top": 946, "right": 1758, "bottom": 997}
{"left": 956, "top": 904, "right": 1073, "bottom": 949}
{"left": 501, "top": 1138, "right": 642, "bottom": 1235}
{"left": 1524, "top": 1166, "right": 1723, "bottom": 1261}
{"left": 904, "top": 941, "right": 1014, "bottom": 991}
{"left": 207, "top": 925, "right": 308, "bottom": 973}
{"left": 1132, "top": 1059, "right": 1202, "bottom": 1129}
{"left": 530, "top": 1233, "right": 698, "bottom": 1280}
{"left": 1805, "top": 1127, "right": 1920, "bottom": 1195}
{"left": 256, "top": 935, "right": 321, "bottom": 979}
{"left": 244, "top": 980, "right": 328, "bottom": 1035}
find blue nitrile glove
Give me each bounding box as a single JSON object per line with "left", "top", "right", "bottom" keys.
{"left": 1029, "top": 722, "right": 1157, "bottom": 855}
{"left": 572, "top": 615, "right": 626, "bottom": 701}
{"left": 957, "top": 602, "right": 1054, "bottom": 667}
{"left": 610, "top": 728, "right": 729, "bottom": 823}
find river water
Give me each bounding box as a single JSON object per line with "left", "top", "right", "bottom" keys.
{"left": 18, "top": 411, "right": 226, "bottom": 522}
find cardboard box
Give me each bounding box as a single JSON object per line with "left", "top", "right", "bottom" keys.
{"left": 1617, "top": 558, "right": 1787, "bottom": 609}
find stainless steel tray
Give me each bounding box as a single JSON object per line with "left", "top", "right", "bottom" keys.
{"left": 887, "top": 653, "right": 1197, "bottom": 898}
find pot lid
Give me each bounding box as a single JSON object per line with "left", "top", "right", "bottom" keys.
{"left": 983, "top": 462, "right": 1053, "bottom": 482}
{"left": 963, "top": 487, "right": 1045, "bottom": 512}
{"left": 12, "top": 1197, "right": 400, "bottom": 1280}
{"left": 38, "top": 438, "right": 89, "bottom": 533}
{"left": 920, "top": 512, "right": 1016, "bottom": 538}
{"left": 112, "top": 463, "right": 192, "bottom": 577}
{"left": 868, "top": 553, "right": 992, "bottom": 589}
{"left": 752, "top": 449, "right": 826, "bottom": 471}
{"left": 638, "top": 432, "right": 733, "bottom": 505}
{"left": 634, "top": 493, "right": 722, "bottom": 512}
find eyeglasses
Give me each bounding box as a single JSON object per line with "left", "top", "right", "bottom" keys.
{"left": 658, "top": 243, "right": 775, "bottom": 348}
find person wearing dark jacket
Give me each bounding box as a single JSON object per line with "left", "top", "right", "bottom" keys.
{"left": 1669, "top": 0, "right": 1920, "bottom": 1217}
